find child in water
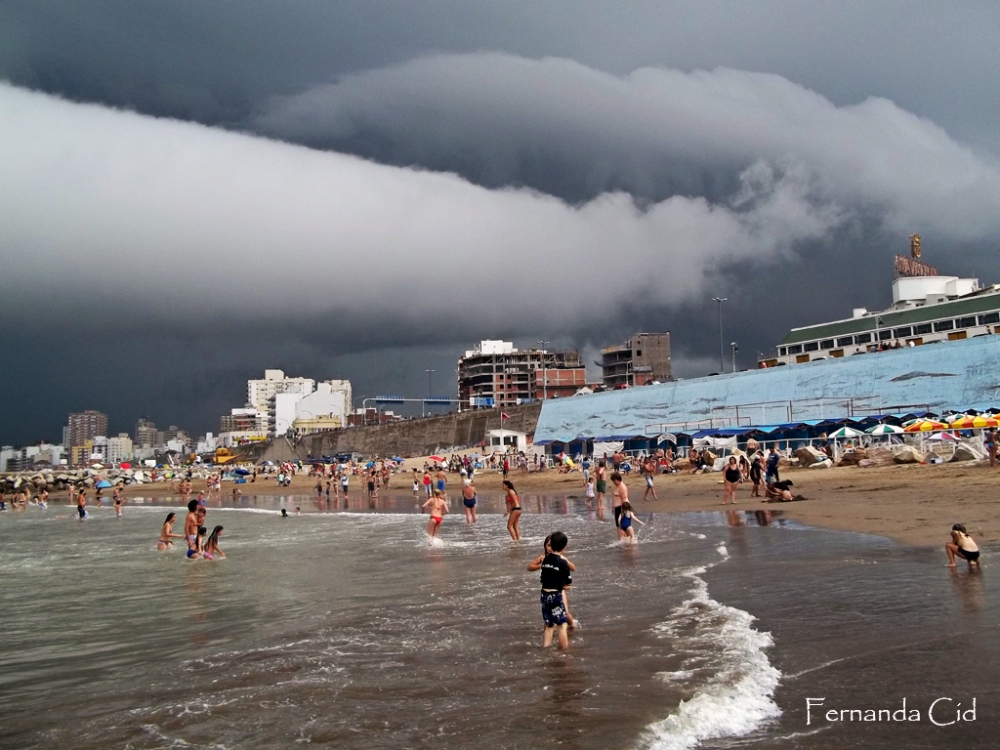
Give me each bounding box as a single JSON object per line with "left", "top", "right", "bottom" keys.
{"left": 527, "top": 531, "right": 574, "bottom": 648}
{"left": 946, "top": 524, "right": 980, "bottom": 568}
{"left": 618, "top": 501, "right": 645, "bottom": 543}
{"left": 422, "top": 489, "right": 449, "bottom": 538}
{"left": 203, "top": 525, "right": 226, "bottom": 560}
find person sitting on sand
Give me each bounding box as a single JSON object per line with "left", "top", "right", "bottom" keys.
{"left": 765, "top": 479, "right": 797, "bottom": 502}
{"left": 946, "top": 524, "right": 980, "bottom": 568}
{"left": 422, "top": 489, "right": 449, "bottom": 538}
{"left": 157, "top": 512, "right": 183, "bottom": 550}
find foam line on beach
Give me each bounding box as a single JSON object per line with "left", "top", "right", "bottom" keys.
{"left": 642, "top": 563, "right": 781, "bottom": 750}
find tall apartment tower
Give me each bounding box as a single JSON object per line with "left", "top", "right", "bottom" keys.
{"left": 135, "top": 417, "right": 159, "bottom": 448}
{"left": 458, "top": 340, "right": 587, "bottom": 408}
{"left": 600, "top": 333, "right": 672, "bottom": 388}
{"left": 67, "top": 410, "right": 109, "bottom": 448}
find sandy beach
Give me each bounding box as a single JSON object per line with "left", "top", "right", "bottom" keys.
{"left": 100, "top": 458, "right": 999, "bottom": 548}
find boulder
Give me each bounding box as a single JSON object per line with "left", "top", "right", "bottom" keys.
{"left": 795, "top": 446, "right": 826, "bottom": 467}
{"left": 950, "top": 444, "right": 983, "bottom": 463}
{"left": 892, "top": 445, "right": 925, "bottom": 464}
{"left": 808, "top": 459, "right": 833, "bottom": 469}
{"left": 839, "top": 449, "right": 868, "bottom": 466}
{"left": 857, "top": 459, "right": 874, "bottom": 468}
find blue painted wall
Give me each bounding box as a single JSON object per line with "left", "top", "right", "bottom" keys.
{"left": 535, "top": 335, "right": 1000, "bottom": 443}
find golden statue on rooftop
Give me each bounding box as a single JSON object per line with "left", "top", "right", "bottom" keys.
{"left": 909, "top": 233, "right": 922, "bottom": 259}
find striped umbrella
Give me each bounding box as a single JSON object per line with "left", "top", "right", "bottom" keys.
{"left": 828, "top": 426, "right": 865, "bottom": 439}
{"left": 903, "top": 419, "right": 949, "bottom": 433}
{"left": 866, "top": 424, "right": 904, "bottom": 435}
{"left": 952, "top": 415, "right": 1000, "bottom": 429}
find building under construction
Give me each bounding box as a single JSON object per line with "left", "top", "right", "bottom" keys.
{"left": 458, "top": 340, "right": 586, "bottom": 408}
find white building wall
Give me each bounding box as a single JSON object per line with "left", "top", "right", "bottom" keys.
{"left": 274, "top": 392, "right": 305, "bottom": 436}
{"left": 295, "top": 383, "right": 349, "bottom": 425}
{"left": 108, "top": 435, "right": 133, "bottom": 464}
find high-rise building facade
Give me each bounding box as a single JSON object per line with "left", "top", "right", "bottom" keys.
{"left": 135, "top": 418, "right": 158, "bottom": 448}
{"left": 458, "top": 340, "right": 586, "bottom": 408}
{"left": 600, "top": 333, "right": 672, "bottom": 388}
{"left": 247, "top": 370, "right": 316, "bottom": 434}
{"left": 67, "top": 410, "right": 108, "bottom": 449}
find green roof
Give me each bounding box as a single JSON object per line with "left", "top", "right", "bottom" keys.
{"left": 779, "top": 291, "right": 1000, "bottom": 346}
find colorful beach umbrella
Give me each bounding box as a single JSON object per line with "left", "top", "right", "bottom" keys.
{"left": 828, "top": 426, "right": 864, "bottom": 438}
{"left": 951, "top": 415, "right": 999, "bottom": 429}
{"left": 429, "top": 455, "right": 445, "bottom": 462}
{"left": 903, "top": 419, "right": 949, "bottom": 433}
{"left": 866, "top": 424, "right": 904, "bottom": 435}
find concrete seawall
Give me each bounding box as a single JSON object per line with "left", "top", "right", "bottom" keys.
{"left": 258, "top": 402, "right": 542, "bottom": 462}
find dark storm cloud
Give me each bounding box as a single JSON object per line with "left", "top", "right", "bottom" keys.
{"left": 3, "top": 1, "right": 1000, "bottom": 444}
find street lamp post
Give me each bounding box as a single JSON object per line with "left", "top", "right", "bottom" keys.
{"left": 424, "top": 369, "right": 435, "bottom": 417}
{"left": 730, "top": 342, "right": 738, "bottom": 373}
{"left": 537, "top": 340, "right": 550, "bottom": 400}
{"left": 712, "top": 297, "right": 727, "bottom": 373}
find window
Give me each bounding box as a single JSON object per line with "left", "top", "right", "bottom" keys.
{"left": 788, "top": 344, "right": 802, "bottom": 354}
{"left": 914, "top": 323, "right": 933, "bottom": 335}
{"left": 837, "top": 336, "right": 854, "bottom": 347}
{"left": 778, "top": 347, "right": 787, "bottom": 356}
{"left": 957, "top": 317, "right": 976, "bottom": 328}
{"left": 805, "top": 342, "right": 819, "bottom": 352}
{"left": 934, "top": 320, "right": 954, "bottom": 332}
{"left": 979, "top": 312, "right": 1000, "bottom": 325}
{"left": 855, "top": 333, "right": 872, "bottom": 344}
{"left": 636, "top": 350, "right": 642, "bottom": 356}
{"left": 820, "top": 339, "right": 834, "bottom": 349}
{"left": 879, "top": 329, "right": 892, "bottom": 340}
{"left": 893, "top": 326, "right": 912, "bottom": 338}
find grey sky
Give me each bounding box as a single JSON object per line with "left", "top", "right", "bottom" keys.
{"left": 1, "top": 1, "right": 999, "bottom": 444}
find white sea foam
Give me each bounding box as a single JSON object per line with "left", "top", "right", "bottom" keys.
{"left": 642, "top": 565, "right": 781, "bottom": 750}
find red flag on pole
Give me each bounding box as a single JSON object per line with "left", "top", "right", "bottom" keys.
{"left": 501, "top": 412, "right": 511, "bottom": 420}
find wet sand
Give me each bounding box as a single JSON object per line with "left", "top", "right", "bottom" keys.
{"left": 101, "top": 459, "right": 998, "bottom": 548}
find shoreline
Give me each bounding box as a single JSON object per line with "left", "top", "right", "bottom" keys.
{"left": 39, "top": 458, "right": 997, "bottom": 548}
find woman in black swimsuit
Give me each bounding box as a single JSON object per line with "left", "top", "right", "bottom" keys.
{"left": 503, "top": 480, "right": 522, "bottom": 541}
{"left": 723, "top": 456, "right": 741, "bottom": 505}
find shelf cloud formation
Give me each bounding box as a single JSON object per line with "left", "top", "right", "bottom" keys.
{"left": 2, "top": 2, "right": 1000, "bottom": 443}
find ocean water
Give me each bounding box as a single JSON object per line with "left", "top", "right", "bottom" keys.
{"left": 0, "top": 495, "right": 996, "bottom": 749}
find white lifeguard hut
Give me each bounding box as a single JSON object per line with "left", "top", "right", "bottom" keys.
{"left": 487, "top": 429, "right": 527, "bottom": 452}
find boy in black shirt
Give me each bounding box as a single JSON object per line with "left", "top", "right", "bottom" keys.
{"left": 527, "top": 531, "right": 574, "bottom": 649}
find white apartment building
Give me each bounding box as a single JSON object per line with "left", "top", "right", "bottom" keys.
{"left": 107, "top": 434, "right": 134, "bottom": 464}
{"left": 248, "top": 369, "right": 316, "bottom": 434}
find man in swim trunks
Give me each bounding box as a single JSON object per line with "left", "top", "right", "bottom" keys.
{"left": 76, "top": 489, "right": 88, "bottom": 519}
{"left": 184, "top": 499, "right": 199, "bottom": 555}
{"left": 422, "top": 489, "right": 449, "bottom": 538}
{"left": 462, "top": 480, "right": 478, "bottom": 524}
{"left": 642, "top": 459, "right": 658, "bottom": 501}
{"left": 610, "top": 472, "right": 628, "bottom": 540}
{"left": 435, "top": 466, "right": 447, "bottom": 493}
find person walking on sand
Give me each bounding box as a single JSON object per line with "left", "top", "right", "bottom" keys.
{"left": 595, "top": 460, "right": 608, "bottom": 509}
{"left": 642, "top": 458, "right": 659, "bottom": 502}
{"left": 527, "top": 531, "right": 574, "bottom": 649}
{"left": 946, "top": 524, "right": 980, "bottom": 568}
{"left": 749, "top": 454, "right": 763, "bottom": 498}
{"left": 765, "top": 446, "right": 780, "bottom": 485}
{"left": 503, "top": 480, "right": 522, "bottom": 540}
{"left": 462, "top": 480, "right": 478, "bottom": 524}
{"left": 422, "top": 489, "right": 449, "bottom": 538}
{"left": 618, "top": 500, "right": 645, "bottom": 543}
{"left": 723, "top": 456, "right": 741, "bottom": 505}
{"left": 610, "top": 471, "right": 629, "bottom": 539}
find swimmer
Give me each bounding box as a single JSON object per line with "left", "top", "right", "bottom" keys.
{"left": 461, "top": 480, "right": 478, "bottom": 524}
{"left": 281, "top": 508, "right": 289, "bottom": 518}
{"left": 0, "top": 489, "right": 6, "bottom": 511}
{"left": 158, "top": 512, "right": 183, "bottom": 550}
{"left": 203, "top": 525, "right": 226, "bottom": 560}
{"left": 114, "top": 495, "right": 124, "bottom": 518}
{"left": 188, "top": 526, "right": 207, "bottom": 559}
{"left": 503, "top": 480, "right": 522, "bottom": 541}
{"left": 232, "top": 487, "right": 242, "bottom": 499}
{"left": 294, "top": 507, "right": 301, "bottom": 516}
{"left": 618, "top": 500, "right": 645, "bottom": 544}
{"left": 610, "top": 472, "right": 628, "bottom": 540}
{"left": 38, "top": 489, "right": 48, "bottom": 509}
{"left": 527, "top": 531, "right": 573, "bottom": 649}
{"left": 76, "top": 489, "right": 88, "bottom": 520}
{"left": 184, "top": 499, "right": 199, "bottom": 554}
{"left": 946, "top": 523, "right": 980, "bottom": 568}
{"left": 422, "top": 489, "right": 449, "bottom": 538}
